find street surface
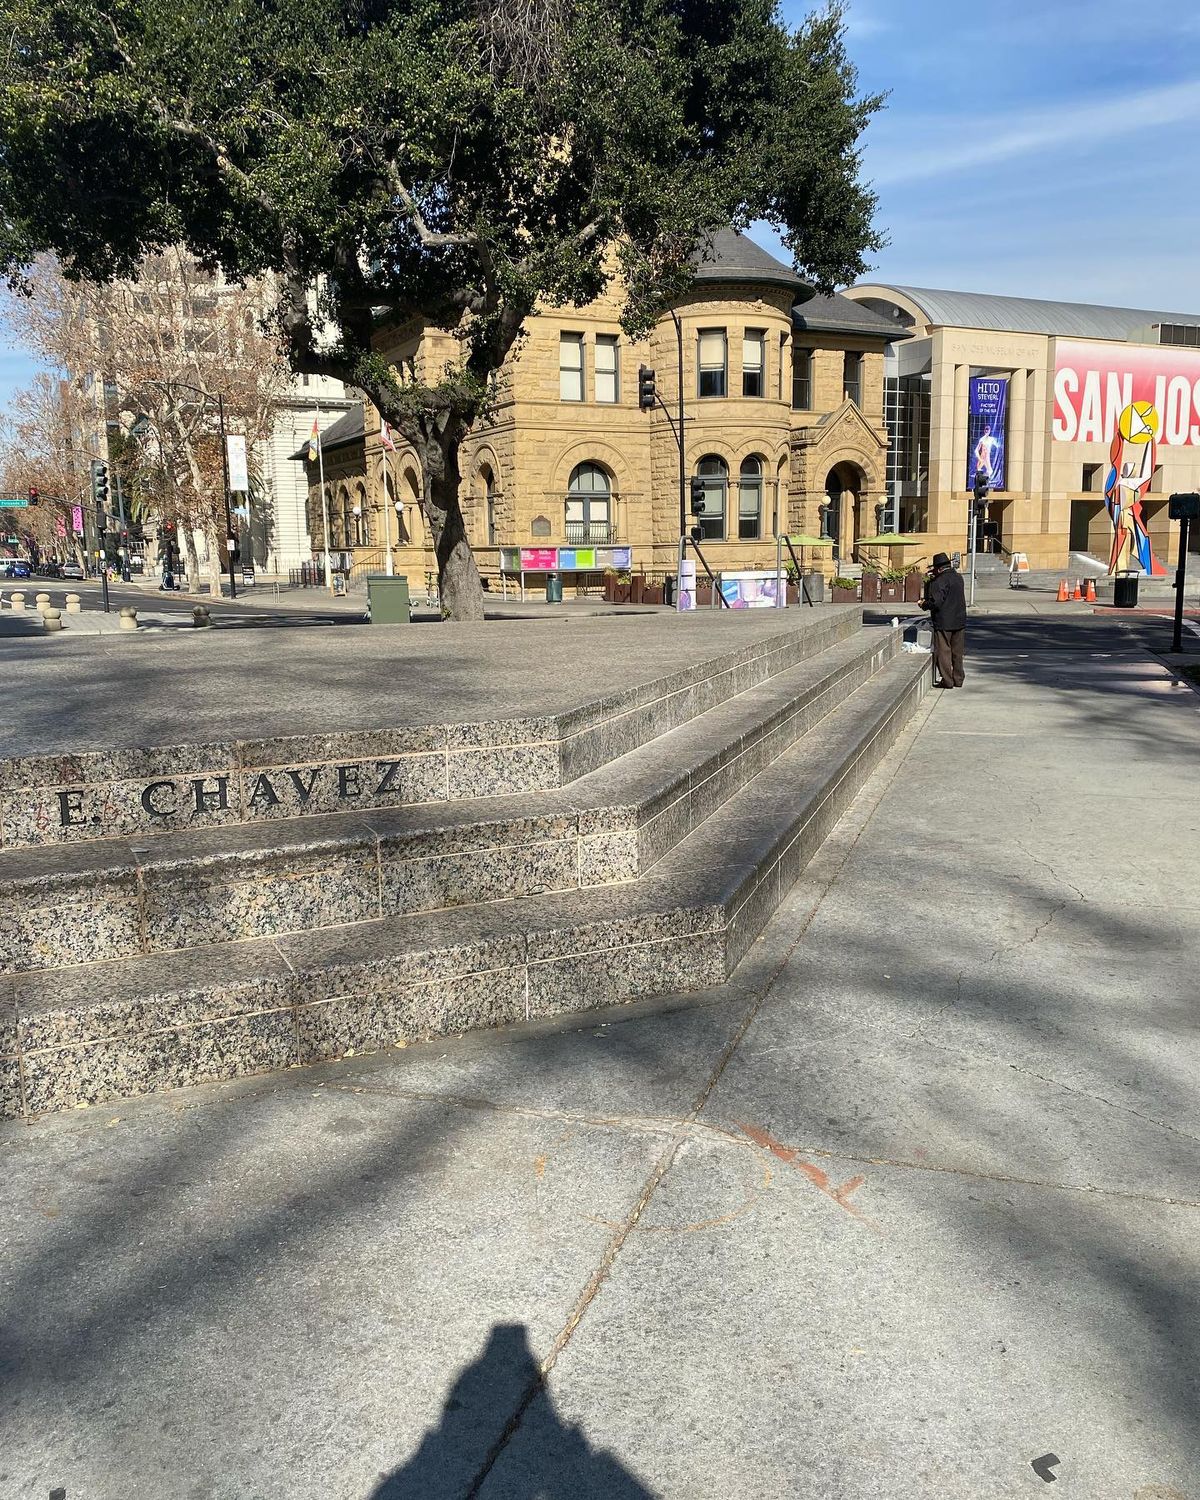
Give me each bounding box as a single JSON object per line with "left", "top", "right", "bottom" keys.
{"left": 2, "top": 608, "right": 1199, "bottom": 1499}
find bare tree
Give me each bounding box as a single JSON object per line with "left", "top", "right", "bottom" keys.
{"left": 0, "top": 374, "right": 95, "bottom": 569}
{"left": 5, "top": 251, "right": 292, "bottom": 594}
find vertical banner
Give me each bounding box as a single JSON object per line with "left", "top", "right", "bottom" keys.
{"left": 71, "top": 505, "right": 84, "bottom": 536}
{"left": 226, "top": 433, "right": 249, "bottom": 493}
{"left": 966, "top": 376, "right": 1008, "bottom": 491}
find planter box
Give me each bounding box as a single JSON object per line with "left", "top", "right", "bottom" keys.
{"left": 831, "top": 586, "right": 859, "bottom": 604}
{"left": 860, "top": 574, "right": 881, "bottom": 602}
{"left": 880, "top": 581, "right": 902, "bottom": 604}
{"left": 642, "top": 585, "right": 664, "bottom": 605}
{"left": 630, "top": 575, "right": 645, "bottom": 604}
{"left": 696, "top": 582, "right": 713, "bottom": 607}
{"left": 904, "top": 571, "right": 924, "bottom": 602}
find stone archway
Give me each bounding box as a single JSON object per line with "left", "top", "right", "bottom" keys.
{"left": 822, "top": 460, "right": 868, "bottom": 563}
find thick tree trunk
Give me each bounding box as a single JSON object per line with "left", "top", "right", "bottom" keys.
{"left": 182, "top": 530, "right": 201, "bottom": 591}
{"left": 426, "top": 432, "right": 485, "bottom": 622}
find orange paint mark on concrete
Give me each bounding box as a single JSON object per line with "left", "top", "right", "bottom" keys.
{"left": 533, "top": 1155, "right": 547, "bottom": 1181}
{"left": 738, "top": 1124, "right": 872, "bottom": 1223}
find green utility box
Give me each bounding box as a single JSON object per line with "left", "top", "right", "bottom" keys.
{"left": 367, "top": 574, "right": 411, "bottom": 624}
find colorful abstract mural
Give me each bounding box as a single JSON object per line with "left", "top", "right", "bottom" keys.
{"left": 1104, "top": 402, "right": 1167, "bottom": 577}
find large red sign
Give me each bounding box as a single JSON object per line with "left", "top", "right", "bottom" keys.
{"left": 1053, "top": 338, "right": 1200, "bottom": 447}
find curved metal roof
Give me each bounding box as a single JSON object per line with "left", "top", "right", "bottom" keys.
{"left": 852, "top": 284, "right": 1200, "bottom": 340}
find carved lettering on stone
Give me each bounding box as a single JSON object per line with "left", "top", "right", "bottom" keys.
{"left": 141, "top": 780, "right": 179, "bottom": 818}
{"left": 191, "top": 776, "right": 230, "bottom": 813}
{"left": 57, "top": 788, "right": 90, "bottom": 827}
{"left": 248, "top": 773, "right": 280, "bottom": 808}
{"left": 375, "top": 760, "right": 403, "bottom": 795}
{"left": 337, "top": 764, "right": 363, "bottom": 799}
{"left": 286, "top": 768, "right": 320, "bottom": 802}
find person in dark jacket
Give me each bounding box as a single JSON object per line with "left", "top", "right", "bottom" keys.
{"left": 922, "top": 552, "right": 967, "bottom": 687}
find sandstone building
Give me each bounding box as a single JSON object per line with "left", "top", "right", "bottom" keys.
{"left": 295, "top": 231, "right": 905, "bottom": 590}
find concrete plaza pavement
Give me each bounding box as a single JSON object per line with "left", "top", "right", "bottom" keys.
{"left": 2, "top": 608, "right": 1199, "bottom": 1499}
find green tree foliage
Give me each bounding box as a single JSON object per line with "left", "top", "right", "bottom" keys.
{"left": 1, "top": 0, "right": 883, "bottom": 617}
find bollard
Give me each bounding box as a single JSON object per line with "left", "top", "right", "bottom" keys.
{"left": 65, "top": 593, "right": 82, "bottom": 614}
{"left": 10, "top": 592, "right": 26, "bottom": 612}
{"left": 118, "top": 605, "right": 138, "bottom": 632}
{"left": 35, "top": 592, "right": 51, "bottom": 612}
{"left": 192, "top": 605, "right": 212, "bottom": 628}
{"left": 42, "top": 606, "right": 63, "bottom": 633}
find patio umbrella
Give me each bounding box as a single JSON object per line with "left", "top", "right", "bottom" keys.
{"left": 781, "top": 534, "right": 834, "bottom": 569}
{"left": 856, "top": 532, "right": 923, "bottom": 546}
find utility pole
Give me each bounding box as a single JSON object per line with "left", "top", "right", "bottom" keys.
{"left": 970, "top": 471, "right": 989, "bottom": 607}
{"left": 216, "top": 393, "right": 237, "bottom": 598}
{"left": 1168, "top": 492, "right": 1199, "bottom": 653}
{"left": 114, "top": 469, "right": 131, "bottom": 583}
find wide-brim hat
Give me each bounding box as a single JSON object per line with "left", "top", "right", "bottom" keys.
{"left": 932, "top": 552, "right": 951, "bottom": 569}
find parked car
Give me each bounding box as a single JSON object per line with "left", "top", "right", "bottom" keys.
{"left": 60, "top": 560, "right": 85, "bottom": 580}
{"left": 36, "top": 560, "right": 62, "bottom": 578}
{"left": 0, "top": 559, "right": 32, "bottom": 580}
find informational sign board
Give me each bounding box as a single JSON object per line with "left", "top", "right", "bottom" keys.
{"left": 718, "top": 570, "right": 781, "bottom": 609}
{"left": 500, "top": 545, "right": 635, "bottom": 573}
{"left": 966, "top": 376, "right": 1007, "bottom": 490}
{"left": 226, "top": 434, "right": 249, "bottom": 493}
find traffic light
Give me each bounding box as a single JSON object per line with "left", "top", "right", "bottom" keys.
{"left": 689, "top": 476, "right": 707, "bottom": 515}
{"left": 28, "top": 486, "right": 38, "bottom": 507}
{"left": 91, "top": 460, "right": 109, "bottom": 509}
{"left": 638, "top": 366, "right": 656, "bottom": 411}
{"left": 972, "top": 471, "right": 990, "bottom": 504}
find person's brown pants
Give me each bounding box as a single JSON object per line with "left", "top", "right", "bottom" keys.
{"left": 933, "top": 628, "right": 965, "bottom": 687}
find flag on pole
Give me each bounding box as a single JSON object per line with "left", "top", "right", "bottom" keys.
{"left": 381, "top": 420, "right": 396, "bottom": 453}
{"left": 307, "top": 415, "right": 320, "bottom": 462}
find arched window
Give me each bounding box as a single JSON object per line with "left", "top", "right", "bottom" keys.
{"left": 565, "top": 462, "right": 612, "bottom": 543}
{"left": 695, "top": 455, "right": 728, "bottom": 541}
{"left": 353, "top": 483, "right": 369, "bottom": 547}
{"left": 738, "top": 456, "right": 764, "bottom": 540}
{"left": 338, "top": 487, "right": 352, "bottom": 548}
{"left": 478, "top": 463, "right": 498, "bottom": 546}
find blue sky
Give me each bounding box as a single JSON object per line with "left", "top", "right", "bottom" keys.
{"left": 4, "top": 0, "right": 1200, "bottom": 420}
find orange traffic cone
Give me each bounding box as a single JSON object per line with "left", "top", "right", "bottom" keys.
{"left": 1073, "top": 579, "right": 1083, "bottom": 600}
{"left": 1057, "top": 579, "right": 1069, "bottom": 602}
{"left": 1084, "top": 578, "right": 1097, "bottom": 602}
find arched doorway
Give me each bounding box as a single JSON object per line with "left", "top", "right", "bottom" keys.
{"left": 822, "top": 462, "right": 866, "bottom": 562}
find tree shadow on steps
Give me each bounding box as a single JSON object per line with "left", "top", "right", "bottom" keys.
{"left": 372, "top": 1322, "right": 657, "bottom": 1500}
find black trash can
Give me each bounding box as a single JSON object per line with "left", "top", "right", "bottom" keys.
{"left": 1113, "top": 571, "right": 1139, "bottom": 609}
{"left": 545, "top": 572, "right": 563, "bottom": 604}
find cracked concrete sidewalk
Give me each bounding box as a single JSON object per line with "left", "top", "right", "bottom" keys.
{"left": 2, "top": 613, "right": 1199, "bottom": 1500}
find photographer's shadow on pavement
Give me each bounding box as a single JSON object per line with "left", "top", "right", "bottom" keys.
{"left": 372, "top": 1322, "right": 657, "bottom": 1499}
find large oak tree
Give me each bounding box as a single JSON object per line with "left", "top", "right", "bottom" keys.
{"left": 1, "top": 0, "right": 883, "bottom": 618}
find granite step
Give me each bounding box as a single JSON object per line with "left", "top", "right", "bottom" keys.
{"left": 0, "top": 629, "right": 896, "bottom": 975}
{"left": 0, "top": 653, "right": 930, "bottom": 1118}
{"left": 0, "top": 611, "right": 860, "bottom": 850}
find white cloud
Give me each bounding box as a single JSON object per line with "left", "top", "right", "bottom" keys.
{"left": 868, "top": 77, "right": 1200, "bottom": 186}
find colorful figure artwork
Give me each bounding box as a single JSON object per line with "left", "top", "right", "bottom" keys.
{"left": 1104, "top": 402, "right": 1167, "bottom": 576}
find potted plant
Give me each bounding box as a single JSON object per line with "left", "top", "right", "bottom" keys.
{"left": 879, "top": 566, "right": 904, "bottom": 604}
{"left": 602, "top": 567, "right": 618, "bottom": 602}
{"left": 903, "top": 562, "right": 926, "bottom": 602}
{"left": 642, "top": 579, "right": 664, "bottom": 605}
{"left": 859, "top": 559, "right": 881, "bottom": 602}
{"left": 630, "top": 572, "right": 645, "bottom": 604}
{"left": 830, "top": 575, "right": 859, "bottom": 604}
